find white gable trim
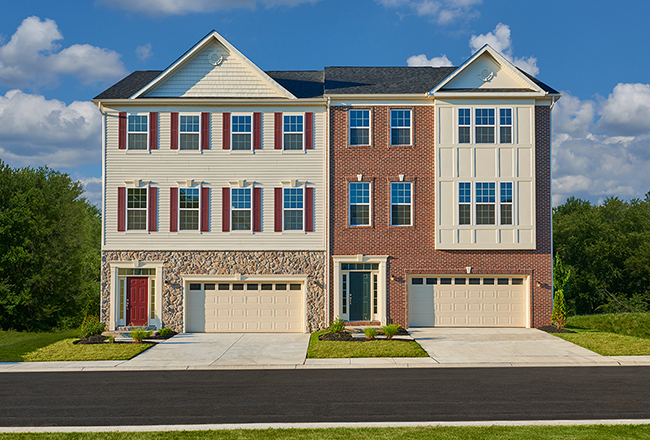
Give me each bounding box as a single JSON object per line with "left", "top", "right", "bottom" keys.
{"left": 429, "top": 44, "right": 544, "bottom": 95}
{"left": 130, "top": 31, "right": 296, "bottom": 100}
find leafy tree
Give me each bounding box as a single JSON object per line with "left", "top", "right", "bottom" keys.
{"left": 0, "top": 161, "right": 100, "bottom": 331}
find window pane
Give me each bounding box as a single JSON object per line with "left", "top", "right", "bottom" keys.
{"left": 458, "top": 126, "right": 470, "bottom": 144}
{"left": 475, "top": 109, "right": 495, "bottom": 144}
{"left": 391, "top": 128, "right": 410, "bottom": 145}
{"left": 512, "top": 278, "right": 524, "bottom": 285}
{"left": 498, "top": 278, "right": 509, "bottom": 285}
{"left": 455, "top": 278, "right": 466, "bottom": 284}
{"left": 261, "top": 284, "right": 273, "bottom": 290}
{"left": 469, "top": 278, "right": 481, "bottom": 285}
{"left": 179, "top": 210, "right": 199, "bottom": 230}
{"left": 232, "top": 116, "right": 251, "bottom": 132}
{"left": 284, "top": 188, "right": 303, "bottom": 209}
{"left": 500, "top": 182, "right": 513, "bottom": 203}
{"left": 459, "top": 204, "right": 471, "bottom": 225}
{"left": 128, "top": 115, "right": 147, "bottom": 132}
{"left": 218, "top": 283, "right": 229, "bottom": 290}
{"left": 440, "top": 278, "right": 452, "bottom": 284}
{"left": 350, "top": 205, "right": 369, "bottom": 226}
{"left": 180, "top": 188, "right": 199, "bottom": 209}
{"left": 231, "top": 189, "right": 251, "bottom": 209}
{"left": 127, "top": 210, "right": 147, "bottom": 230}
{"left": 128, "top": 133, "right": 147, "bottom": 150}
{"left": 500, "top": 108, "right": 512, "bottom": 125}
{"left": 476, "top": 183, "right": 496, "bottom": 203}
{"left": 426, "top": 278, "right": 437, "bottom": 285}
{"left": 180, "top": 115, "right": 200, "bottom": 132}
{"left": 458, "top": 109, "right": 471, "bottom": 125}
{"left": 475, "top": 126, "right": 494, "bottom": 143}
{"left": 247, "top": 284, "right": 258, "bottom": 290}
{"left": 500, "top": 126, "right": 512, "bottom": 144}
{"left": 189, "top": 283, "right": 201, "bottom": 290}
{"left": 475, "top": 108, "right": 495, "bottom": 125}
{"left": 349, "top": 110, "right": 369, "bottom": 128}
{"left": 350, "top": 128, "right": 369, "bottom": 145}
{"left": 476, "top": 204, "right": 495, "bottom": 225}
{"left": 391, "top": 183, "right": 411, "bottom": 204}
{"left": 284, "top": 133, "right": 303, "bottom": 150}
{"left": 390, "top": 110, "right": 411, "bottom": 146}
{"left": 483, "top": 278, "right": 494, "bottom": 284}
{"left": 290, "top": 284, "right": 301, "bottom": 290}
{"left": 232, "top": 211, "right": 251, "bottom": 230}
{"left": 500, "top": 204, "right": 512, "bottom": 225}
{"left": 459, "top": 182, "right": 471, "bottom": 204}
{"left": 411, "top": 278, "right": 423, "bottom": 285}
{"left": 391, "top": 205, "right": 411, "bottom": 225}
{"left": 204, "top": 284, "right": 215, "bottom": 290}
{"left": 284, "top": 210, "right": 303, "bottom": 230}
{"left": 232, "top": 133, "right": 251, "bottom": 150}
{"left": 284, "top": 115, "right": 303, "bottom": 132}
{"left": 180, "top": 133, "right": 199, "bottom": 150}
{"left": 128, "top": 189, "right": 147, "bottom": 208}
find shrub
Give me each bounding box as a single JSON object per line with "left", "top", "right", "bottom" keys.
{"left": 330, "top": 317, "right": 346, "bottom": 333}
{"left": 158, "top": 328, "right": 173, "bottom": 338}
{"left": 382, "top": 324, "right": 402, "bottom": 339}
{"left": 552, "top": 288, "right": 567, "bottom": 329}
{"left": 363, "top": 327, "right": 378, "bottom": 339}
{"left": 106, "top": 334, "right": 115, "bottom": 343}
{"left": 130, "top": 327, "right": 153, "bottom": 343}
{"left": 80, "top": 316, "right": 106, "bottom": 339}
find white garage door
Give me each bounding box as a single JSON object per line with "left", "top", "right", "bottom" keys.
{"left": 408, "top": 276, "right": 527, "bottom": 327}
{"left": 186, "top": 282, "right": 304, "bottom": 332}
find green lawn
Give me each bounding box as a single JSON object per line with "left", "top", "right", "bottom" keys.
{"left": 1, "top": 425, "right": 650, "bottom": 440}
{"left": 0, "top": 330, "right": 79, "bottom": 362}
{"left": 307, "top": 330, "right": 428, "bottom": 358}
{"left": 567, "top": 312, "right": 650, "bottom": 339}
{"left": 23, "top": 338, "right": 153, "bottom": 361}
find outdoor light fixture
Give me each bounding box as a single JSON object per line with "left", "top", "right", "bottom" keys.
{"left": 536, "top": 281, "right": 542, "bottom": 288}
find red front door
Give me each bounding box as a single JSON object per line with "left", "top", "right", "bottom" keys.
{"left": 127, "top": 277, "right": 148, "bottom": 326}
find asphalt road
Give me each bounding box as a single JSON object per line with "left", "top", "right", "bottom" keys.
{"left": 1, "top": 367, "right": 649, "bottom": 426}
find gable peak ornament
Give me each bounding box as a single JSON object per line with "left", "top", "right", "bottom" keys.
{"left": 477, "top": 67, "right": 494, "bottom": 82}
{"left": 207, "top": 50, "right": 224, "bottom": 66}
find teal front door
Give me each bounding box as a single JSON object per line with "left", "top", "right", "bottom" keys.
{"left": 349, "top": 272, "right": 371, "bottom": 321}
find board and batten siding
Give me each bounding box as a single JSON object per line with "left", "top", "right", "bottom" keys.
{"left": 435, "top": 100, "right": 536, "bottom": 250}
{"left": 103, "top": 107, "right": 325, "bottom": 251}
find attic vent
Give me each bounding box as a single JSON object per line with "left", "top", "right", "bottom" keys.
{"left": 477, "top": 67, "right": 494, "bottom": 82}
{"left": 207, "top": 50, "right": 224, "bottom": 66}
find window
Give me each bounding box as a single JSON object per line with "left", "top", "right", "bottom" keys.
{"left": 284, "top": 114, "right": 304, "bottom": 150}
{"left": 458, "top": 108, "right": 470, "bottom": 144}
{"left": 127, "top": 114, "right": 148, "bottom": 150}
{"left": 283, "top": 188, "right": 304, "bottom": 230}
{"left": 342, "top": 274, "right": 347, "bottom": 314}
{"left": 390, "top": 182, "right": 412, "bottom": 226}
{"left": 179, "top": 115, "right": 200, "bottom": 150}
{"left": 231, "top": 188, "right": 251, "bottom": 230}
{"left": 232, "top": 115, "right": 252, "bottom": 150}
{"left": 150, "top": 279, "right": 156, "bottom": 320}
{"left": 179, "top": 188, "right": 199, "bottom": 230}
{"left": 475, "top": 108, "right": 495, "bottom": 143}
{"left": 459, "top": 182, "right": 471, "bottom": 225}
{"left": 349, "top": 109, "right": 370, "bottom": 145}
{"left": 341, "top": 263, "right": 379, "bottom": 270}
{"left": 500, "top": 108, "right": 512, "bottom": 144}
{"left": 475, "top": 182, "right": 496, "bottom": 225}
{"left": 349, "top": 182, "right": 370, "bottom": 226}
{"left": 390, "top": 109, "right": 411, "bottom": 145}
{"left": 412, "top": 278, "right": 423, "bottom": 285}
{"left": 127, "top": 188, "right": 147, "bottom": 230}
{"left": 500, "top": 182, "right": 513, "bottom": 225}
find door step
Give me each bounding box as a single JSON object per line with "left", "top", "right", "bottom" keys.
{"left": 345, "top": 321, "right": 381, "bottom": 326}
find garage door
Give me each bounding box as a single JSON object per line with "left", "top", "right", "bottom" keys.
{"left": 408, "top": 276, "right": 527, "bottom": 327}
{"left": 186, "top": 282, "right": 304, "bottom": 332}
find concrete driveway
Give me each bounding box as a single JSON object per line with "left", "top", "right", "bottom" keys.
{"left": 123, "top": 333, "right": 310, "bottom": 369}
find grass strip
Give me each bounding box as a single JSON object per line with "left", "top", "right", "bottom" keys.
{"left": 554, "top": 327, "right": 650, "bottom": 356}
{"left": 307, "top": 330, "right": 428, "bottom": 358}
{"left": 0, "top": 330, "right": 79, "bottom": 362}
{"left": 23, "top": 338, "right": 153, "bottom": 362}
{"left": 567, "top": 313, "right": 650, "bottom": 339}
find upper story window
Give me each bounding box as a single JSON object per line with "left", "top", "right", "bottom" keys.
{"left": 475, "top": 182, "right": 496, "bottom": 225}
{"left": 390, "top": 109, "right": 411, "bottom": 146}
{"left": 284, "top": 115, "right": 304, "bottom": 150}
{"left": 458, "top": 108, "right": 471, "bottom": 144}
{"left": 127, "top": 114, "right": 148, "bottom": 150}
{"left": 458, "top": 182, "right": 471, "bottom": 225}
{"left": 179, "top": 115, "right": 200, "bottom": 150}
{"left": 390, "top": 182, "right": 412, "bottom": 226}
{"left": 499, "top": 109, "right": 512, "bottom": 144}
{"left": 283, "top": 188, "right": 304, "bottom": 230}
{"left": 500, "top": 182, "right": 513, "bottom": 225}
{"left": 475, "top": 109, "right": 495, "bottom": 143}
{"left": 349, "top": 182, "right": 370, "bottom": 226}
{"left": 349, "top": 110, "right": 370, "bottom": 146}
{"left": 179, "top": 188, "right": 200, "bottom": 230}
{"left": 232, "top": 115, "right": 252, "bottom": 150}
{"left": 127, "top": 188, "right": 147, "bottom": 230}
{"left": 231, "top": 188, "right": 251, "bottom": 230}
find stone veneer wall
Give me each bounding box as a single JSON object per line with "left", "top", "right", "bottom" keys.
{"left": 101, "top": 250, "right": 325, "bottom": 332}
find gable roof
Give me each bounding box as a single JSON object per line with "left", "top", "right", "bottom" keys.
{"left": 265, "top": 71, "right": 324, "bottom": 99}
{"left": 324, "top": 66, "right": 456, "bottom": 95}
{"left": 94, "top": 71, "right": 163, "bottom": 100}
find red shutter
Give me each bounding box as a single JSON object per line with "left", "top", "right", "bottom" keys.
{"left": 305, "top": 187, "right": 314, "bottom": 232}
{"left": 305, "top": 112, "right": 313, "bottom": 150}
{"left": 149, "top": 112, "right": 158, "bottom": 150}
{"left": 274, "top": 112, "right": 282, "bottom": 149}
{"left": 201, "top": 112, "right": 209, "bottom": 150}
{"left": 170, "top": 112, "right": 178, "bottom": 150}
{"left": 253, "top": 187, "right": 261, "bottom": 232}
{"left": 222, "top": 112, "right": 230, "bottom": 150}
{"left": 200, "top": 187, "right": 209, "bottom": 232}
{"left": 170, "top": 187, "right": 178, "bottom": 232}
{"left": 117, "top": 187, "right": 126, "bottom": 231}
{"left": 148, "top": 187, "right": 157, "bottom": 232}
{"left": 222, "top": 187, "right": 230, "bottom": 231}
{"left": 118, "top": 112, "right": 126, "bottom": 149}
{"left": 274, "top": 187, "right": 283, "bottom": 232}
{"left": 253, "top": 112, "right": 262, "bottom": 150}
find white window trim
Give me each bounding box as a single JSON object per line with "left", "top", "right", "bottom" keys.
{"left": 474, "top": 107, "right": 496, "bottom": 145}
{"left": 178, "top": 113, "right": 201, "bottom": 151}
{"left": 231, "top": 113, "right": 253, "bottom": 151}
{"left": 127, "top": 113, "right": 149, "bottom": 151}
{"left": 349, "top": 109, "right": 371, "bottom": 146}
{"left": 282, "top": 186, "right": 305, "bottom": 232}
{"left": 126, "top": 186, "right": 148, "bottom": 232}
{"left": 178, "top": 186, "right": 201, "bottom": 231}
{"left": 475, "top": 181, "right": 497, "bottom": 226}
{"left": 390, "top": 109, "right": 412, "bottom": 146}
{"left": 390, "top": 181, "right": 413, "bottom": 226}
{"left": 458, "top": 108, "right": 471, "bottom": 144}
{"left": 230, "top": 186, "right": 253, "bottom": 232}
{"left": 282, "top": 112, "right": 305, "bottom": 151}
{"left": 458, "top": 181, "right": 472, "bottom": 226}
{"left": 498, "top": 107, "right": 513, "bottom": 144}
{"left": 499, "top": 181, "right": 514, "bottom": 226}
{"left": 349, "top": 181, "right": 372, "bottom": 226}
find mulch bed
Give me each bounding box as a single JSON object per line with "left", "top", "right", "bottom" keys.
{"left": 539, "top": 325, "right": 576, "bottom": 334}
{"left": 147, "top": 330, "right": 178, "bottom": 340}
{"left": 74, "top": 335, "right": 159, "bottom": 345}
{"left": 319, "top": 328, "right": 411, "bottom": 341}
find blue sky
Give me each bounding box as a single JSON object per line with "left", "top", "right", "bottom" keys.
{"left": 1, "top": 0, "right": 649, "bottom": 207}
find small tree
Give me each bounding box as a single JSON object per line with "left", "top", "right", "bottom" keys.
{"left": 552, "top": 255, "right": 572, "bottom": 328}
{"left": 552, "top": 288, "right": 567, "bottom": 329}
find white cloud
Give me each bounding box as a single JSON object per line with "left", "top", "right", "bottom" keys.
{"left": 377, "top": 0, "right": 481, "bottom": 25}
{"left": 595, "top": 83, "right": 650, "bottom": 136}
{"left": 136, "top": 43, "right": 154, "bottom": 61}
{"left": 99, "top": 0, "right": 319, "bottom": 16}
{"left": 76, "top": 176, "right": 102, "bottom": 207}
{"left": 469, "top": 23, "right": 539, "bottom": 75}
{"left": 0, "top": 16, "right": 127, "bottom": 87}
{"left": 552, "top": 94, "right": 595, "bottom": 138}
{"left": 0, "top": 89, "right": 101, "bottom": 169}
{"left": 407, "top": 53, "right": 453, "bottom": 67}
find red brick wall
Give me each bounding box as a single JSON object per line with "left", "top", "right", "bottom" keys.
{"left": 329, "top": 104, "right": 552, "bottom": 327}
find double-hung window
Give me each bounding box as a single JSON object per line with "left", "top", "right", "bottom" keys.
{"left": 390, "top": 182, "right": 412, "bottom": 226}
{"left": 349, "top": 109, "right": 370, "bottom": 146}
{"left": 232, "top": 115, "right": 252, "bottom": 150}
{"left": 179, "top": 188, "right": 199, "bottom": 230}
{"left": 475, "top": 182, "right": 496, "bottom": 225}
{"left": 127, "top": 188, "right": 147, "bottom": 230}
{"left": 179, "top": 115, "right": 200, "bottom": 150}
{"left": 499, "top": 109, "right": 512, "bottom": 143}
{"left": 349, "top": 182, "right": 370, "bottom": 226}
{"left": 458, "top": 182, "right": 471, "bottom": 225}
{"left": 458, "top": 108, "right": 471, "bottom": 144}
{"left": 475, "top": 109, "right": 495, "bottom": 143}
{"left": 283, "top": 114, "right": 304, "bottom": 150}
{"left": 127, "top": 114, "right": 148, "bottom": 150}
{"left": 231, "top": 188, "right": 251, "bottom": 230}
{"left": 500, "top": 182, "right": 513, "bottom": 225}
{"left": 283, "top": 188, "right": 304, "bottom": 230}
{"left": 390, "top": 109, "right": 411, "bottom": 146}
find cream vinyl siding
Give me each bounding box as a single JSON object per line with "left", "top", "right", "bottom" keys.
{"left": 439, "top": 52, "right": 537, "bottom": 91}
{"left": 435, "top": 100, "right": 535, "bottom": 250}
{"left": 144, "top": 41, "right": 287, "bottom": 99}
{"left": 103, "top": 107, "right": 325, "bottom": 251}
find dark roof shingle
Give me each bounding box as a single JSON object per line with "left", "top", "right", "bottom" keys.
{"left": 324, "top": 66, "right": 456, "bottom": 95}
{"left": 94, "top": 71, "right": 162, "bottom": 100}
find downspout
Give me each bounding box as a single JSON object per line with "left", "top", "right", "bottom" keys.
{"left": 324, "top": 95, "right": 331, "bottom": 328}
